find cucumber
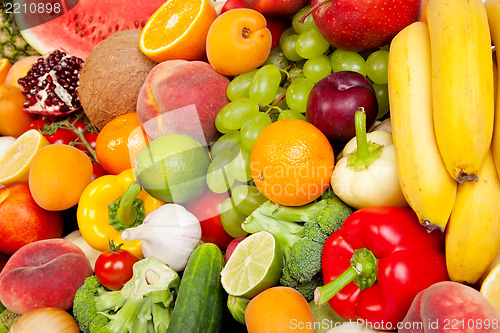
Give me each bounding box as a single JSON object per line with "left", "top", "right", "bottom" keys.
{"left": 167, "top": 243, "right": 226, "bottom": 333}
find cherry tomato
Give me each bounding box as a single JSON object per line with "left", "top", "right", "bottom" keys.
{"left": 91, "top": 163, "right": 108, "bottom": 181}
{"left": 75, "top": 132, "right": 98, "bottom": 156}
{"left": 25, "top": 119, "right": 76, "bottom": 145}
{"left": 71, "top": 119, "right": 88, "bottom": 133}
{"left": 95, "top": 243, "right": 138, "bottom": 291}
{"left": 186, "top": 191, "right": 234, "bottom": 250}
{"left": 225, "top": 237, "right": 246, "bottom": 262}
{"left": 24, "top": 119, "right": 46, "bottom": 132}
{"left": 45, "top": 129, "right": 76, "bottom": 145}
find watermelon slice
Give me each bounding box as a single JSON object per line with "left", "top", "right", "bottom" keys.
{"left": 15, "top": 0, "right": 167, "bottom": 60}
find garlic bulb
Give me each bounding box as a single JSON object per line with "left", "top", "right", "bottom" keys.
{"left": 121, "top": 203, "right": 202, "bottom": 271}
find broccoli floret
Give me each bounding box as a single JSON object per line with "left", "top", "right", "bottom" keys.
{"left": 315, "top": 194, "right": 354, "bottom": 235}
{"left": 294, "top": 275, "right": 324, "bottom": 302}
{"left": 287, "top": 238, "right": 323, "bottom": 283}
{"left": 279, "top": 266, "right": 299, "bottom": 288}
{"left": 73, "top": 257, "right": 180, "bottom": 333}
{"left": 242, "top": 191, "right": 353, "bottom": 298}
{"left": 303, "top": 220, "right": 329, "bottom": 244}
{"left": 73, "top": 275, "right": 110, "bottom": 333}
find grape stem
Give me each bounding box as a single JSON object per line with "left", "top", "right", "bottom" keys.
{"left": 269, "top": 92, "right": 286, "bottom": 109}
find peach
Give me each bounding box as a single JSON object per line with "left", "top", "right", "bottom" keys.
{"left": 400, "top": 281, "right": 500, "bottom": 332}
{"left": 136, "top": 60, "right": 230, "bottom": 145}
{"left": 0, "top": 183, "right": 64, "bottom": 255}
{"left": 4, "top": 56, "right": 40, "bottom": 89}
{"left": 0, "top": 238, "right": 93, "bottom": 314}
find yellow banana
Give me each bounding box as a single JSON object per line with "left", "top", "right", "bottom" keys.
{"left": 485, "top": 0, "right": 500, "bottom": 181}
{"left": 427, "top": 0, "right": 494, "bottom": 183}
{"left": 445, "top": 150, "right": 500, "bottom": 284}
{"left": 388, "top": 22, "right": 457, "bottom": 231}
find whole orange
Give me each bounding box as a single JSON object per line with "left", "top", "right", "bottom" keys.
{"left": 250, "top": 119, "right": 335, "bottom": 206}
{"left": 95, "top": 112, "right": 149, "bottom": 175}
{"left": 245, "top": 286, "right": 315, "bottom": 333}
{"left": 0, "top": 84, "right": 36, "bottom": 137}
{"left": 29, "top": 144, "right": 93, "bottom": 211}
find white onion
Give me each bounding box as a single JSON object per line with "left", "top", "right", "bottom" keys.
{"left": 10, "top": 307, "right": 79, "bottom": 333}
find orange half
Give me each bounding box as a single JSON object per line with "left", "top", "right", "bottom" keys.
{"left": 140, "top": 0, "right": 217, "bottom": 62}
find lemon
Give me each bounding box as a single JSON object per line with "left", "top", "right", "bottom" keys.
{"left": 480, "top": 262, "right": 500, "bottom": 312}
{"left": 133, "top": 133, "right": 210, "bottom": 203}
{"left": 0, "top": 129, "right": 49, "bottom": 186}
{"left": 221, "top": 231, "right": 283, "bottom": 298}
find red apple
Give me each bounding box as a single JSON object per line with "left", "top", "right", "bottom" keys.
{"left": 243, "top": 0, "right": 309, "bottom": 17}
{"left": 221, "top": 0, "right": 291, "bottom": 49}
{"left": 221, "top": 0, "right": 247, "bottom": 13}
{"left": 306, "top": 71, "right": 378, "bottom": 145}
{"left": 266, "top": 16, "right": 291, "bottom": 49}
{"left": 310, "top": 0, "right": 423, "bottom": 52}
{"left": 0, "top": 183, "right": 64, "bottom": 255}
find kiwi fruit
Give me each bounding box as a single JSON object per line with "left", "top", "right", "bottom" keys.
{"left": 78, "top": 30, "right": 157, "bottom": 130}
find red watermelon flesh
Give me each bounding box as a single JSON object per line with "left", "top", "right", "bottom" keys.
{"left": 15, "top": 0, "right": 166, "bottom": 60}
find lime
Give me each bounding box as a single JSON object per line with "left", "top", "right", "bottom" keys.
{"left": 221, "top": 231, "right": 283, "bottom": 298}
{"left": 227, "top": 295, "right": 250, "bottom": 325}
{"left": 0, "top": 129, "right": 49, "bottom": 186}
{"left": 133, "top": 133, "right": 210, "bottom": 203}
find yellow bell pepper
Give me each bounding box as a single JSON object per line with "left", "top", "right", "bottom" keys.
{"left": 77, "top": 169, "right": 164, "bottom": 258}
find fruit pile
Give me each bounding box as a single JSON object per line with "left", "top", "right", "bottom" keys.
{"left": 0, "top": 0, "right": 500, "bottom": 332}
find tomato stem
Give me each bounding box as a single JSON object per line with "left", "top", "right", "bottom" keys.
{"left": 36, "top": 111, "right": 99, "bottom": 163}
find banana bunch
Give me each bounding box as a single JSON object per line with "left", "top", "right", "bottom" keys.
{"left": 388, "top": 0, "right": 500, "bottom": 284}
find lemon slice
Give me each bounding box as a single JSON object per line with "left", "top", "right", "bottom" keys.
{"left": 221, "top": 231, "right": 283, "bottom": 298}
{"left": 0, "top": 129, "right": 49, "bottom": 186}
{"left": 480, "top": 262, "right": 500, "bottom": 312}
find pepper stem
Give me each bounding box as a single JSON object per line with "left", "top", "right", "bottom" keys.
{"left": 346, "top": 108, "right": 383, "bottom": 171}
{"left": 314, "top": 248, "right": 378, "bottom": 306}
{"left": 117, "top": 182, "right": 142, "bottom": 226}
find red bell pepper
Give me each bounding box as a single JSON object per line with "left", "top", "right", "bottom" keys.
{"left": 315, "top": 207, "right": 448, "bottom": 330}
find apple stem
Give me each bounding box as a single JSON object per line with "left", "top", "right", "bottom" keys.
{"left": 299, "top": 0, "right": 328, "bottom": 23}
{"left": 346, "top": 108, "right": 384, "bottom": 171}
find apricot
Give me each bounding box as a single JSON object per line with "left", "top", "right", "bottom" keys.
{"left": 29, "top": 144, "right": 93, "bottom": 211}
